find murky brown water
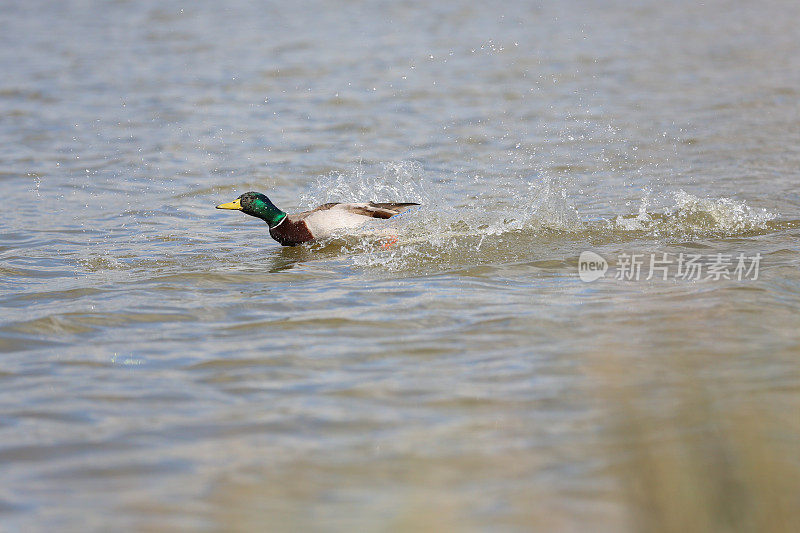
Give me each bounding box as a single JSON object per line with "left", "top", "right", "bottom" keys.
{"left": 2, "top": 1, "right": 800, "bottom": 530}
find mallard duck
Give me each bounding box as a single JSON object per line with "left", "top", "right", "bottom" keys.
{"left": 216, "top": 191, "right": 419, "bottom": 246}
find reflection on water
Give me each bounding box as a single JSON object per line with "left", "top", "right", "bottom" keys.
{"left": 2, "top": 0, "right": 800, "bottom": 530}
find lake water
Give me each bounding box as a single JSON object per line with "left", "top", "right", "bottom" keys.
{"left": 2, "top": 0, "right": 800, "bottom": 530}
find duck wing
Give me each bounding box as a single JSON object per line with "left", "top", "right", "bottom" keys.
{"left": 368, "top": 202, "right": 420, "bottom": 213}
{"left": 307, "top": 202, "right": 341, "bottom": 212}
{"left": 342, "top": 202, "right": 419, "bottom": 219}
{"left": 300, "top": 202, "right": 419, "bottom": 220}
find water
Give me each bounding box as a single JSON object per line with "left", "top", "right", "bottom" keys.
{"left": 2, "top": 1, "right": 800, "bottom": 530}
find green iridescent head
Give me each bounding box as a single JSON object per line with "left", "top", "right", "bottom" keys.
{"left": 216, "top": 191, "right": 287, "bottom": 228}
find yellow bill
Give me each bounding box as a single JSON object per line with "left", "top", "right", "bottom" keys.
{"left": 216, "top": 198, "right": 242, "bottom": 210}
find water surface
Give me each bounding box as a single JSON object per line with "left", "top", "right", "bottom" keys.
{"left": 2, "top": 0, "right": 800, "bottom": 530}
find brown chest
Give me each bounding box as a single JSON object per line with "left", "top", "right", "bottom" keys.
{"left": 269, "top": 219, "right": 314, "bottom": 246}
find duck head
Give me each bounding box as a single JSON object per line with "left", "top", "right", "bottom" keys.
{"left": 216, "top": 192, "right": 287, "bottom": 228}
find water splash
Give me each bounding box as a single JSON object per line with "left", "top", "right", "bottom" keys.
{"left": 298, "top": 164, "right": 783, "bottom": 271}
{"left": 614, "top": 189, "right": 778, "bottom": 238}
{"left": 299, "top": 162, "right": 582, "bottom": 271}
{"left": 666, "top": 189, "right": 777, "bottom": 233}
{"left": 79, "top": 253, "right": 129, "bottom": 271}
{"left": 298, "top": 161, "right": 429, "bottom": 208}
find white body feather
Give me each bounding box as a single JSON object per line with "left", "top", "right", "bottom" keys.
{"left": 302, "top": 204, "right": 375, "bottom": 239}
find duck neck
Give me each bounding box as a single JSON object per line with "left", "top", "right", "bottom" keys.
{"left": 268, "top": 212, "right": 288, "bottom": 228}
{"left": 252, "top": 199, "right": 287, "bottom": 228}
